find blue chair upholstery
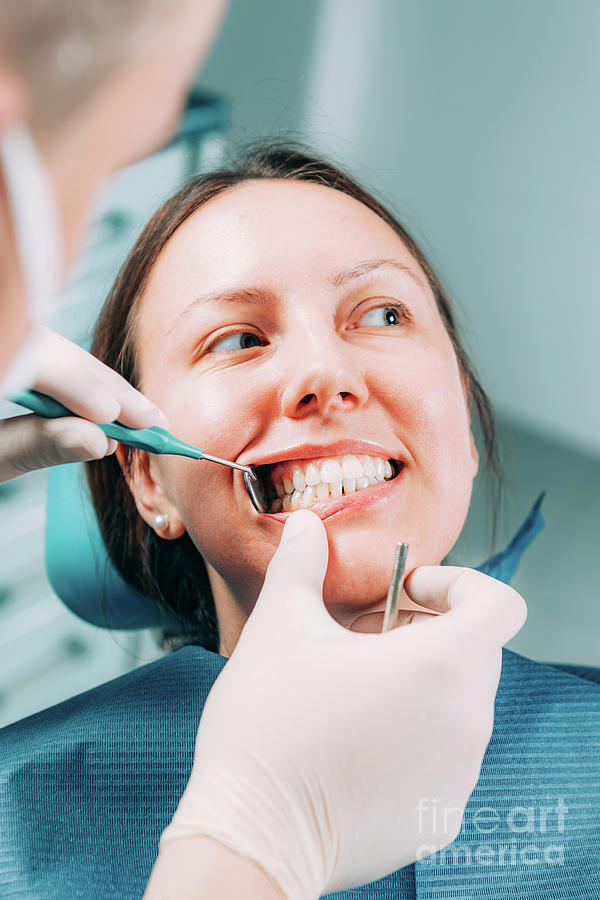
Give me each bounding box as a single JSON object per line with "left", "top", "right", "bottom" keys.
{"left": 46, "top": 461, "right": 181, "bottom": 629}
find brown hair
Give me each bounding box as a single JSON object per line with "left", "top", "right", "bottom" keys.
{"left": 87, "top": 140, "right": 504, "bottom": 649}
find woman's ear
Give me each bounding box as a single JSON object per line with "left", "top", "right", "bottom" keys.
{"left": 115, "top": 443, "right": 186, "bottom": 540}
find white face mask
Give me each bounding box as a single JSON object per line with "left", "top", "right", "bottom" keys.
{"left": 0, "top": 123, "right": 62, "bottom": 395}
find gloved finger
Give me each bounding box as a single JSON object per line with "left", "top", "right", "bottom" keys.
{"left": 348, "top": 608, "right": 438, "bottom": 633}
{"left": 404, "top": 565, "right": 527, "bottom": 650}
{"left": 0, "top": 413, "right": 114, "bottom": 482}
{"left": 242, "top": 510, "right": 334, "bottom": 638}
{"left": 396, "top": 610, "right": 439, "bottom": 627}
{"left": 34, "top": 327, "right": 169, "bottom": 428}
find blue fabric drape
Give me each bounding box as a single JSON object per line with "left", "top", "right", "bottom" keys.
{"left": 3, "top": 492, "right": 598, "bottom": 899}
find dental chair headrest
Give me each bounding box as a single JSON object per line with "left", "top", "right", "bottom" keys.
{"left": 46, "top": 462, "right": 182, "bottom": 630}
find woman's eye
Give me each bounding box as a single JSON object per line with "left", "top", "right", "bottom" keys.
{"left": 357, "top": 304, "right": 409, "bottom": 328}
{"left": 206, "top": 331, "right": 265, "bottom": 353}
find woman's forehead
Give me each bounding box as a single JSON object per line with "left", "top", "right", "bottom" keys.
{"left": 146, "top": 179, "right": 426, "bottom": 299}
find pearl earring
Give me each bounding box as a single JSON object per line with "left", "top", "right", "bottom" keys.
{"left": 153, "top": 513, "right": 170, "bottom": 532}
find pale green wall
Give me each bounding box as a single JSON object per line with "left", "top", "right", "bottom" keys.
{"left": 200, "top": 0, "right": 320, "bottom": 140}
{"left": 454, "top": 416, "right": 600, "bottom": 665}
{"left": 302, "top": 0, "right": 600, "bottom": 458}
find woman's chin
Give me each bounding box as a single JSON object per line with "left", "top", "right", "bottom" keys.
{"left": 321, "top": 576, "right": 390, "bottom": 629}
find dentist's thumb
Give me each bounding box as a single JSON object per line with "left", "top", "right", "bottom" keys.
{"left": 239, "top": 510, "right": 332, "bottom": 643}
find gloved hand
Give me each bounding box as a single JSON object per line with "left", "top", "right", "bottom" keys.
{"left": 0, "top": 327, "right": 167, "bottom": 482}
{"left": 158, "top": 509, "right": 527, "bottom": 900}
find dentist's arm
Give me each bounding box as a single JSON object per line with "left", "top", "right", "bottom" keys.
{"left": 0, "top": 327, "right": 167, "bottom": 482}
{"left": 145, "top": 509, "right": 527, "bottom": 900}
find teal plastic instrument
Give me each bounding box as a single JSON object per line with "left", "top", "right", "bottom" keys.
{"left": 10, "top": 388, "right": 268, "bottom": 512}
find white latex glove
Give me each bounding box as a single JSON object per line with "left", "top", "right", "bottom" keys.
{"left": 159, "top": 509, "right": 527, "bottom": 900}
{"left": 0, "top": 327, "right": 168, "bottom": 482}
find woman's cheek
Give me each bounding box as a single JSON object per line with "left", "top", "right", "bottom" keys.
{"left": 409, "top": 374, "right": 476, "bottom": 548}
{"left": 418, "top": 387, "right": 469, "bottom": 469}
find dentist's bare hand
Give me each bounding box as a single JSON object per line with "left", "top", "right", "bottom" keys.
{"left": 153, "top": 510, "right": 527, "bottom": 900}
{"left": 0, "top": 327, "right": 168, "bottom": 482}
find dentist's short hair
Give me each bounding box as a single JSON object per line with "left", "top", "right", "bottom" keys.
{"left": 0, "top": 0, "right": 177, "bottom": 133}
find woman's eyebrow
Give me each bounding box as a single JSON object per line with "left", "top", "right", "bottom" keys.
{"left": 166, "top": 287, "right": 278, "bottom": 336}
{"left": 330, "top": 257, "right": 425, "bottom": 289}
{"left": 167, "top": 258, "right": 423, "bottom": 337}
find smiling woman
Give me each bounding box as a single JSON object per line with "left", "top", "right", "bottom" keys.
{"left": 86, "top": 140, "right": 500, "bottom": 656}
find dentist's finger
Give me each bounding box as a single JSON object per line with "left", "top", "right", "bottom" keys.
{"left": 0, "top": 413, "right": 116, "bottom": 482}
{"left": 404, "top": 565, "right": 527, "bottom": 649}
{"left": 239, "top": 510, "right": 335, "bottom": 642}
{"left": 34, "top": 327, "right": 169, "bottom": 428}
{"left": 394, "top": 610, "right": 437, "bottom": 628}
{"left": 348, "top": 608, "right": 438, "bottom": 633}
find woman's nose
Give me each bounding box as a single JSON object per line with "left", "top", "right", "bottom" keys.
{"left": 279, "top": 327, "right": 369, "bottom": 419}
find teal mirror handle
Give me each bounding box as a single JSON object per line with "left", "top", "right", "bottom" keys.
{"left": 8, "top": 388, "right": 198, "bottom": 456}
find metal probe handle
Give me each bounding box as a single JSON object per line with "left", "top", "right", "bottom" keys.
{"left": 381, "top": 542, "right": 409, "bottom": 632}
{"left": 10, "top": 388, "right": 181, "bottom": 453}
{"left": 9, "top": 388, "right": 254, "bottom": 476}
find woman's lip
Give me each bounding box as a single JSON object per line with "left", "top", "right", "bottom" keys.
{"left": 237, "top": 440, "right": 403, "bottom": 469}
{"left": 259, "top": 463, "right": 406, "bottom": 522}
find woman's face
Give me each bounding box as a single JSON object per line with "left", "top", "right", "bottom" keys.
{"left": 130, "top": 180, "right": 478, "bottom": 650}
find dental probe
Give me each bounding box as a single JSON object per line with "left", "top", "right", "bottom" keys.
{"left": 381, "top": 542, "right": 409, "bottom": 633}
{"left": 9, "top": 388, "right": 269, "bottom": 513}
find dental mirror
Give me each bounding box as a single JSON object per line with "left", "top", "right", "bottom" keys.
{"left": 243, "top": 466, "right": 270, "bottom": 513}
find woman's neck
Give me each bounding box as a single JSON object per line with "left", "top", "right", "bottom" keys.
{"left": 206, "top": 566, "right": 254, "bottom": 658}
{"left": 207, "top": 561, "right": 408, "bottom": 656}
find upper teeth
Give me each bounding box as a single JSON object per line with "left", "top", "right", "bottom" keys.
{"left": 269, "top": 454, "right": 395, "bottom": 513}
